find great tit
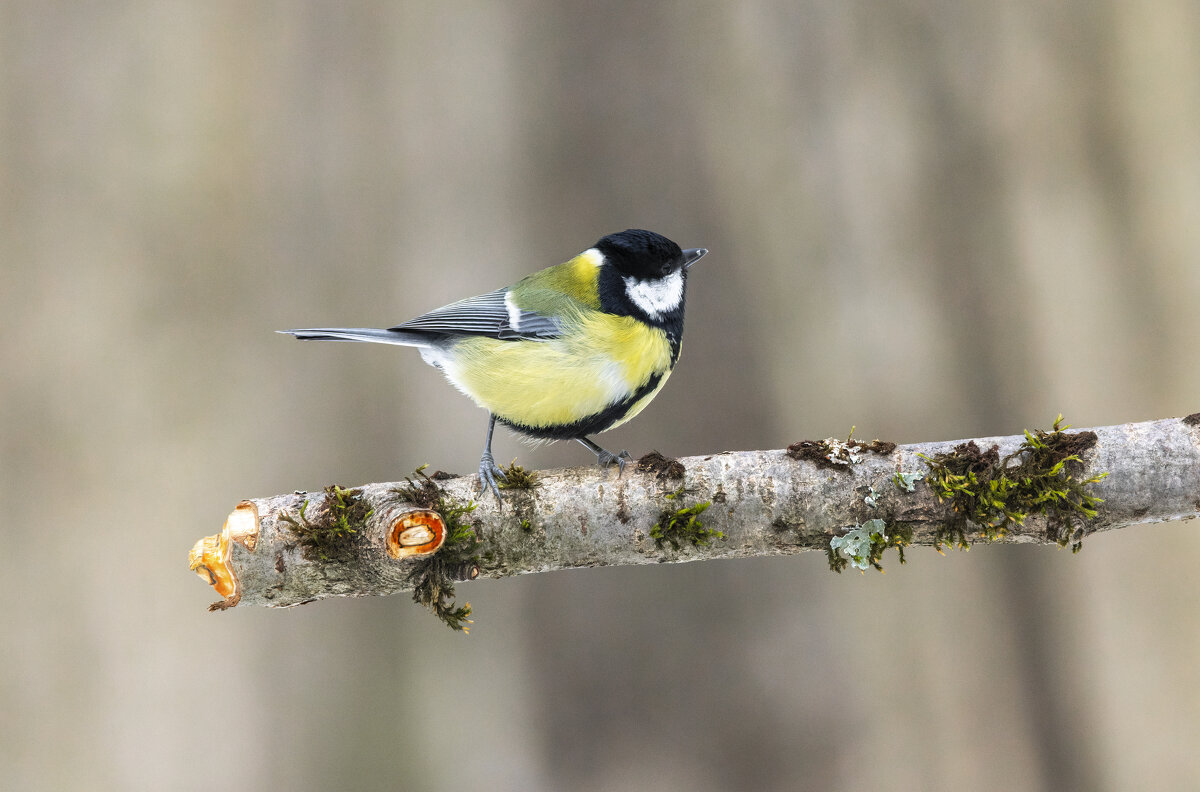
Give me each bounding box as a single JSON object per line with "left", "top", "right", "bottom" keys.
{"left": 281, "top": 229, "right": 706, "bottom": 500}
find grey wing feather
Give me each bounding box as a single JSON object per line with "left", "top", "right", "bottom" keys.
{"left": 389, "top": 288, "right": 562, "bottom": 340}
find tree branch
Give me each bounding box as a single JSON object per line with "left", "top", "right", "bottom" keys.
{"left": 189, "top": 416, "right": 1200, "bottom": 625}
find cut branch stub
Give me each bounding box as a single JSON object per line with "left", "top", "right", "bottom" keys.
{"left": 385, "top": 509, "right": 446, "bottom": 558}
{"left": 189, "top": 500, "right": 260, "bottom": 609}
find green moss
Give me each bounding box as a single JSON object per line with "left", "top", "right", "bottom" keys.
{"left": 392, "top": 467, "right": 483, "bottom": 632}
{"left": 651, "top": 488, "right": 720, "bottom": 551}
{"left": 279, "top": 485, "right": 373, "bottom": 562}
{"left": 828, "top": 518, "right": 911, "bottom": 572}
{"left": 921, "top": 415, "right": 1107, "bottom": 552}
{"left": 889, "top": 523, "right": 914, "bottom": 564}
{"left": 497, "top": 461, "right": 537, "bottom": 490}
{"left": 393, "top": 464, "right": 440, "bottom": 508}
{"left": 933, "top": 522, "right": 970, "bottom": 554}
{"left": 825, "top": 544, "right": 849, "bottom": 573}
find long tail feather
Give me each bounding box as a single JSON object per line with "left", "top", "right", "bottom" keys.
{"left": 277, "top": 328, "right": 433, "bottom": 347}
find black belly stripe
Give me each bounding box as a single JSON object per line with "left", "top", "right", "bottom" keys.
{"left": 498, "top": 371, "right": 664, "bottom": 440}
{"left": 667, "top": 332, "right": 681, "bottom": 366}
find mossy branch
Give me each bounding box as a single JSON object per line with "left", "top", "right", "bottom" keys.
{"left": 190, "top": 416, "right": 1200, "bottom": 624}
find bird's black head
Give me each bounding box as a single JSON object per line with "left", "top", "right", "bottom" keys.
{"left": 594, "top": 229, "right": 686, "bottom": 280}
{"left": 593, "top": 230, "right": 707, "bottom": 352}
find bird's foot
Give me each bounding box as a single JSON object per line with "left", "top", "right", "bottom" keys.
{"left": 478, "top": 451, "right": 508, "bottom": 504}
{"left": 595, "top": 448, "right": 632, "bottom": 478}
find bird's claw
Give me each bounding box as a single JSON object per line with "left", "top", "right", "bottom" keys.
{"left": 478, "top": 451, "right": 508, "bottom": 504}
{"left": 596, "top": 448, "right": 632, "bottom": 478}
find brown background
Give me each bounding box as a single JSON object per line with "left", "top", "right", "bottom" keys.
{"left": 3, "top": 2, "right": 1198, "bottom": 790}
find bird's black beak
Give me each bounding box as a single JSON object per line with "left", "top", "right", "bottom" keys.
{"left": 682, "top": 248, "right": 708, "bottom": 270}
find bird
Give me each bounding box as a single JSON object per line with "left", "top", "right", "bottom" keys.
{"left": 280, "top": 229, "right": 706, "bottom": 501}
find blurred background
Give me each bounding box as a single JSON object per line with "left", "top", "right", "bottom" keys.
{"left": 3, "top": 1, "right": 1198, "bottom": 790}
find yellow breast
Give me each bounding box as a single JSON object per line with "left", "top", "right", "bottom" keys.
{"left": 442, "top": 313, "right": 673, "bottom": 431}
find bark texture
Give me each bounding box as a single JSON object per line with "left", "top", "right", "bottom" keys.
{"left": 191, "top": 417, "right": 1200, "bottom": 610}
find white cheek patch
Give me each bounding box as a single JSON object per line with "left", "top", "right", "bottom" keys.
{"left": 623, "top": 271, "right": 683, "bottom": 319}
{"left": 504, "top": 291, "right": 521, "bottom": 331}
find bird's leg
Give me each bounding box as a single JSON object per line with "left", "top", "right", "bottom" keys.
{"left": 576, "top": 436, "right": 632, "bottom": 477}
{"left": 478, "top": 413, "right": 508, "bottom": 503}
